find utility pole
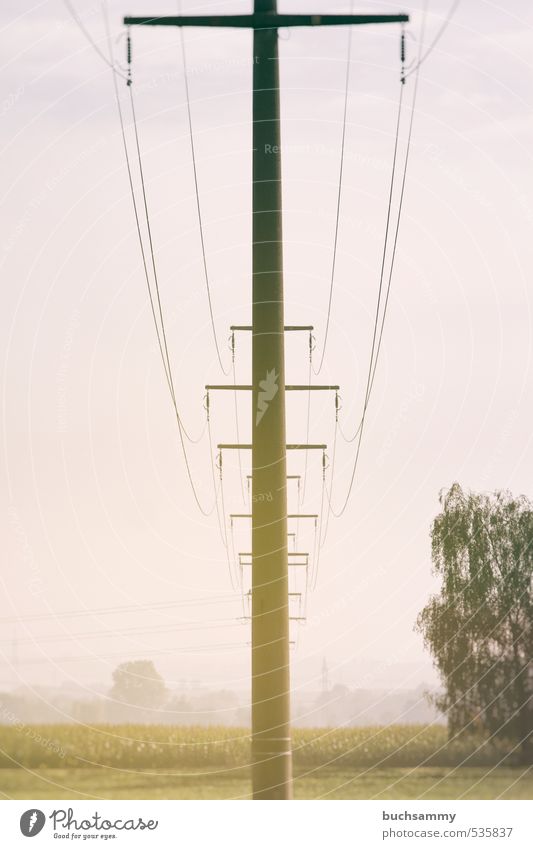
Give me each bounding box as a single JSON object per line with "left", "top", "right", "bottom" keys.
{"left": 125, "top": 4, "right": 407, "bottom": 801}
{"left": 251, "top": 3, "right": 291, "bottom": 799}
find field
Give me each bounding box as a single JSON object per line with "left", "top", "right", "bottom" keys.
{"left": 0, "top": 724, "right": 531, "bottom": 800}
{"left": 1, "top": 766, "right": 532, "bottom": 800}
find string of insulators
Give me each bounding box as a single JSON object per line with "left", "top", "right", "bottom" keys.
{"left": 231, "top": 332, "right": 235, "bottom": 362}
{"left": 335, "top": 390, "right": 340, "bottom": 422}
{"left": 400, "top": 26, "right": 406, "bottom": 85}
{"left": 126, "top": 29, "right": 132, "bottom": 87}
{"left": 205, "top": 390, "right": 210, "bottom": 420}
{"left": 308, "top": 332, "right": 314, "bottom": 362}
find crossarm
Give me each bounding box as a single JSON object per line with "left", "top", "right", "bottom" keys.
{"left": 124, "top": 13, "right": 408, "bottom": 29}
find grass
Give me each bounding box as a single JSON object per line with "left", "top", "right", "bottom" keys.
{"left": 0, "top": 766, "right": 531, "bottom": 800}
{"left": 0, "top": 724, "right": 531, "bottom": 799}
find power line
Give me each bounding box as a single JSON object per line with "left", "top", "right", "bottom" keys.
{"left": 206, "top": 412, "right": 234, "bottom": 570}
{"left": 126, "top": 83, "right": 210, "bottom": 450}
{"left": 99, "top": 3, "right": 189, "bottom": 428}
{"left": 328, "top": 4, "right": 427, "bottom": 517}
{"left": 0, "top": 595, "right": 238, "bottom": 626}
{"left": 319, "top": 399, "right": 339, "bottom": 550}
{"left": 403, "top": 0, "right": 460, "bottom": 81}
{"left": 71, "top": 0, "right": 190, "bottom": 437}
{"left": 230, "top": 333, "right": 246, "bottom": 504}
{"left": 127, "top": 87, "right": 179, "bottom": 410}
{"left": 310, "top": 468, "right": 327, "bottom": 591}
{"left": 5, "top": 642, "right": 247, "bottom": 667}
{"left": 312, "top": 14, "right": 353, "bottom": 376}
{"left": 337, "top": 81, "right": 405, "bottom": 446}
{"left": 229, "top": 516, "right": 247, "bottom": 619}
{"left": 63, "top": 0, "right": 129, "bottom": 83}
{"left": 0, "top": 619, "right": 244, "bottom": 647}
{"left": 300, "top": 347, "right": 314, "bottom": 502}
{"left": 102, "top": 7, "right": 216, "bottom": 515}
{"left": 178, "top": 28, "right": 231, "bottom": 375}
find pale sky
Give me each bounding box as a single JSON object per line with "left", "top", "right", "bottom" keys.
{"left": 1, "top": 0, "right": 533, "bottom": 708}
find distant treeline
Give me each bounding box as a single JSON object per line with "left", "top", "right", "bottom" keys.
{"left": 0, "top": 684, "right": 440, "bottom": 728}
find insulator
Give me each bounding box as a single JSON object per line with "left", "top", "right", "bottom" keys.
{"left": 127, "top": 31, "right": 132, "bottom": 66}
{"left": 400, "top": 30, "right": 406, "bottom": 64}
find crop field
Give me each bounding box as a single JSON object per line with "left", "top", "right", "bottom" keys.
{"left": 0, "top": 725, "right": 531, "bottom": 800}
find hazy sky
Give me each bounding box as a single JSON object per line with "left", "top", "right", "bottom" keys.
{"left": 1, "top": 0, "right": 533, "bottom": 708}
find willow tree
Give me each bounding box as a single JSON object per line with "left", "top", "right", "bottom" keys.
{"left": 417, "top": 483, "right": 533, "bottom": 762}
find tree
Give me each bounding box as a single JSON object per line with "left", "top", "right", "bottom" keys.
{"left": 417, "top": 483, "right": 533, "bottom": 763}
{"left": 109, "top": 660, "right": 167, "bottom": 710}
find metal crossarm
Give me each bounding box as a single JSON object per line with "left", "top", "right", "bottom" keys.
{"left": 230, "top": 513, "right": 318, "bottom": 519}
{"left": 239, "top": 552, "right": 309, "bottom": 558}
{"left": 246, "top": 474, "right": 301, "bottom": 480}
{"left": 218, "top": 443, "right": 326, "bottom": 450}
{"left": 206, "top": 384, "right": 339, "bottom": 391}
{"left": 125, "top": 14, "right": 408, "bottom": 29}
{"left": 230, "top": 325, "right": 314, "bottom": 332}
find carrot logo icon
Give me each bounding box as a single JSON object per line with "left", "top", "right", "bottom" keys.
{"left": 20, "top": 809, "right": 46, "bottom": 837}
{"left": 256, "top": 369, "right": 278, "bottom": 425}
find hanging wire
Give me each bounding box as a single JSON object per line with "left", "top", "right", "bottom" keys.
{"left": 178, "top": 26, "right": 231, "bottom": 375}
{"left": 218, "top": 453, "right": 236, "bottom": 586}
{"left": 319, "top": 392, "right": 340, "bottom": 548}
{"left": 230, "top": 333, "right": 247, "bottom": 504}
{"left": 63, "top": 0, "right": 130, "bottom": 83}
{"left": 102, "top": 8, "right": 216, "bottom": 516}
{"left": 309, "top": 452, "right": 328, "bottom": 591}
{"left": 402, "top": 0, "right": 460, "bottom": 81}
{"left": 216, "top": 444, "right": 246, "bottom": 593}
{"left": 312, "top": 10, "right": 354, "bottom": 375}
{"left": 304, "top": 512, "right": 323, "bottom": 600}
{"left": 206, "top": 401, "right": 231, "bottom": 551}
{"left": 300, "top": 333, "right": 314, "bottom": 504}
{"left": 129, "top": 77, "right": 209, "bottom": 445}
{"left": 337, "top": 79, "right": 405, "bottom": 445}
{"left": 229, "top": 517, "right": 247, "bottom": 618}
{"left": 327, "top": 2, "right": 428, "bottom": 518}
{"left": 113, "top": 19, "right": 206, "bottom": 443}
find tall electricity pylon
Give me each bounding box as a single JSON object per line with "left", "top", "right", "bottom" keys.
{"left": 125, "top": 3, "right": 408, "bottom": 800}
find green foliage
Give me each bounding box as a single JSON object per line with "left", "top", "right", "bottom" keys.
{"left": 0, "top": 723, "right": 521, "bottom": 770}
{"left": 109, "top": 660, "right": 167, "bottom": 709}
{"left": 417, "top": 484, "right": 533, "bottom": 759}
